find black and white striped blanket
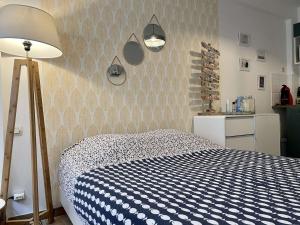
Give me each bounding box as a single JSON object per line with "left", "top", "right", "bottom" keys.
{"left": 73, "top": 149, "right": 300, "bottom": 225}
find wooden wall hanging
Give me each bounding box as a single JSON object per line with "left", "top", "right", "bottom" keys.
{"left": 190, "top": 42, "right": 220, "bottom": 113}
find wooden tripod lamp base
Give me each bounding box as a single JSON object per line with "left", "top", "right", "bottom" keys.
{"left": 0, "top": 59, "right": 54, "bottom": 225}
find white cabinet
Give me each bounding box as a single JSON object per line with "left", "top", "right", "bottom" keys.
{"left": 226, "top": 135, "right": 255, "bottom": 151}
{"left": 193, "top": 114, "right": 280, "bottom": 156}
{"left": 225, "top": 117, "right": 254, "bottom": 137}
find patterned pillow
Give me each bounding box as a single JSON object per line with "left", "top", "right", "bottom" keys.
{"left": 58, "top": 129, "right": 221, "bottom": 201}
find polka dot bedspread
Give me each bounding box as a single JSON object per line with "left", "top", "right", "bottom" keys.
{"left": 59, "top": 130, "right": 300, "bottom": 225}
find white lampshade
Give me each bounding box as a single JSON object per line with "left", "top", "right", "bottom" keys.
{"left": 0, "top": 4, "right": 62, "bottom": 59}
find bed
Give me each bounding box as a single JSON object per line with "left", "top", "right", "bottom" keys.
{"left": 58, "top": 130, "right": 300, "bottom": 225}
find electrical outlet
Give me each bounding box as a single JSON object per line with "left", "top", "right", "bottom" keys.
{"left": 13, "top": 192, "right": 25, "bottom": 201}
{"left": 14, "top": 127, "right": 23, "bottom": 136}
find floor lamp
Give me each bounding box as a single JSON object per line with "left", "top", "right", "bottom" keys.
{"left": 0, "top": 5, "right": 62, "bottom": 225}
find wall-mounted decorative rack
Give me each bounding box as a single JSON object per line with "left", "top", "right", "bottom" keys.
{"left": 190, "top": 42, "right": 220, "bottom": 113}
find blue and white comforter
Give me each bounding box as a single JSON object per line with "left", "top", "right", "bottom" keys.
{"left": 73, "top": 149, "right": 300, "bottom": 225}
{"left": 59, "top": 130, "right": 300, "bottom": 225}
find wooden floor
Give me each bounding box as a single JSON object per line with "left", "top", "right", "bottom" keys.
{"left": 50, "top": 215, "right": 72, "bottom": 225}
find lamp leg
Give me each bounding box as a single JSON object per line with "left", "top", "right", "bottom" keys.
{"left": 27, "top": 60, "right": 39, "bottom": 225}
{"left": 32, "top": 62, "right": 54, "bottom": 224}
{"left": 0, "top": 60, "right": 22, "bottom": 202}
{"left": 1, "top": 59, "right": 54, "bottom": 225}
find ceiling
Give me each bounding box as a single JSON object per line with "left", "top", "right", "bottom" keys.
{"left": 234, "top": 0, "right": 300, "bottom": 19}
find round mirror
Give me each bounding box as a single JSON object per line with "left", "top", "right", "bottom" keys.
{"left": 143, "top": 23, "right": 166, "bottom": 52}
{"left": 123, "top": 40, "right": 144, "bottom": 65}
{"left": 107, "top": 56, "right": 126, "bottom": 86}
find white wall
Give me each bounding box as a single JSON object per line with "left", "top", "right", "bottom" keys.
{"left": 0, "top": 0, "right": 46, "bottom": 218}
{"left": 219, "top": 0, "right": 291, "bottom": 113}
{"left": 234, "top": 0, "right": 299, "bottom": 19}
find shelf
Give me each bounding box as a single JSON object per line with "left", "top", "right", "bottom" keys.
{"left": 197, "top": 112, "right": 255, "bottom": 116}
{"left": 272, "top": 104, "right": 298, "bottom": 110}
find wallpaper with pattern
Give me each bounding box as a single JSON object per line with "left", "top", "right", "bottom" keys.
{"left": 39, "top": 0, "right": 219, "bottom": 206}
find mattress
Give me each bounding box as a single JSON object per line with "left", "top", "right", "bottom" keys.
{"left": 60, "top": 188, "right": 83, "bottom": 225}
{"left": 59, "top": 130, "right": 300, "bottom": 225}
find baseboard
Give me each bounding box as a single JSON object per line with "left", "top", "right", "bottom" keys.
{"left": 8, "top": 207, "right": 66, "bottom": 221}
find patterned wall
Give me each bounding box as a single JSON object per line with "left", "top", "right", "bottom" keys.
{"left": 40, "top": 0, "right": 219, "bottom": 206}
